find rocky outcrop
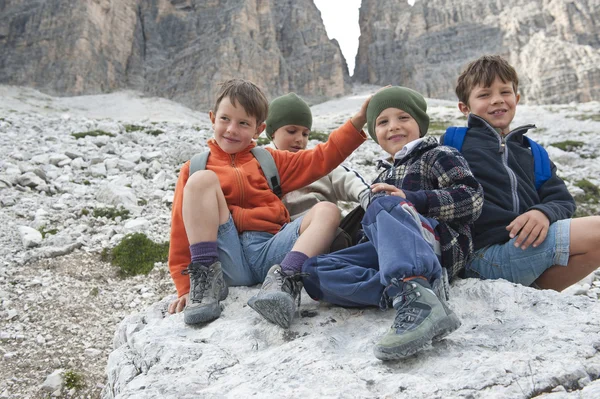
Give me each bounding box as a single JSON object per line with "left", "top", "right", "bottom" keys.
{"left": 0, "top": 0, "right": 349, "bottom": 109}
{"left": 354, "top": 0, "right": 600, "bottom": 104}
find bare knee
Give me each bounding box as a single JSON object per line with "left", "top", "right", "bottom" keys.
{"left": 309, "top": 202, "right": 341, "bottom": 226}
{"left": 184, "top": 170, "right": 220, "bottom": 195}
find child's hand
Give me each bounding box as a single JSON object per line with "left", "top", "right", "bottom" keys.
{"left": 351, "top": 95, "right": 372, "bottom": 131}
{"left": 371, "top": 183, "right": 406, "bottom": 198}
{"left": 168, "top": 294, "right": 189, "bottom": 314}
{"left": 506, "top": 210, "right": 550, "bottom": 250}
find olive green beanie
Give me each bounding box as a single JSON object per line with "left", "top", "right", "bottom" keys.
{"left": 265, "top": 93, "right": 312, "bottom": 140}
{"left": 366, "top": 86, "right": 430, "bottom": 143}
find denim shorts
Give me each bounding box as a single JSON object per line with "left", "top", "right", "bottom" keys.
{"left": 216, "top": 215, "right": 303, "bottom": 286}
{"left": 465, "top": 219, "right": 571, "bottom": 286}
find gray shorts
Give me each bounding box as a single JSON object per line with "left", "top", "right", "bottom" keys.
{"left": 216, "top": 215, "right": 303, "bottom": 286}
{"left": 465, "top": 219, "right": 571, "bottom": 286}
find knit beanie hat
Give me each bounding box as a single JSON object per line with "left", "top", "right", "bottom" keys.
{"left": 265, "top": 93, "right": 312, "bottom": 140}
{"left": 366, "top": 86, "right": 430, "bottom": 142}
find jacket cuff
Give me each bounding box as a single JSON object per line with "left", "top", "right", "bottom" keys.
{"left": 529, "top": 205, "right": 555, "bottom": 224}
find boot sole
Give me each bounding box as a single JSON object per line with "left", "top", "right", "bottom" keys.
{"left": 184, "top": 303, "right": 221, "bottom": 325}
{"left": 247, "top": 291, "right": 295, "bottom": 329}
{"left": 373, "top": 313, "right": 461, "bottom": 361}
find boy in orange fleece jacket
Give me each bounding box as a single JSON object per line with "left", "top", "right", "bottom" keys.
{"left": 168, "top": 79, "right": 369, "bottom": 326}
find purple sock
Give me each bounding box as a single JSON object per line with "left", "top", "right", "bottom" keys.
{"left": 190, "top": 241, "right": 218, "bottom": 265}
{"left": 280, "top": 251, "right": 309, "bottom": 274}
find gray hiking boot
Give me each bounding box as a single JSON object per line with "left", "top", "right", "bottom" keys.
{"left": 374, "top": 278, "right": 461, "bottom": 361}
{"left": 247, "top": 265, "right": 303, "bottom": 329}
{"left": 182, "top": 261, "right": 228, "bottom": 325}
{"left": 432, "top": 267, "right": 450, "bottom": 302}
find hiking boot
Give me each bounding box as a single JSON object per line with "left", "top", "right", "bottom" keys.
{"left": 181, "top": 261, "right": 228, "bottom": 325}
{"left": 247, "top": 265, "right": 303, "bottom": 329}
{"left": 374, "top": 278, "right": 461, "bottom": 361}
{"left": 432, "top": 267, "right": 450, "bottom": 302}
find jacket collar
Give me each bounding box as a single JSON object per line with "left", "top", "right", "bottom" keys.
{"left": 468, "top": 114, "right": 536, "bottom": 144}
{"left": 207, "top": 138, "right": 257, "bottom": 158}
{"left": 377, "top": 136, "right": 439, "bottom": 169}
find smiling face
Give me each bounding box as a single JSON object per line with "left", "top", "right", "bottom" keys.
{"left": 271, "top": 124, "right": 310, "bottom": 153}
{"left": 374, "top": 108, "right": 421, "bottom": 156}
{"left": 459, "top": 77, "right": 520, "bottom": 135}
{"left": 209, "top": 96, "right": 265, "bottom": 154}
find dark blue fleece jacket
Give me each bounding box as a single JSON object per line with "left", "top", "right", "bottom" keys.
{"left": 442, "top": 115, "right": 576, "bottom": 250}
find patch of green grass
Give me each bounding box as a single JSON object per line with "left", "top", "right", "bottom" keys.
{"left": 90, "top": 287, "right": 99, "bottom": 297}
{"left": 63, "top": 370, "right": 84, "bottom": 390}
{"left": 309, "top": 130, "right": 329, "bottom": 142}
{"left": 256, "top": 136, "right": 270, "bottom": 146}
{"left": 105, "top": 233, "right": 169, "bottom": 277}
{"left": 574, "top": 179, "right": 600, "bottom": 205}
{"left": 80, "top": 208, "right": 90, "bottom": 216}
{"left": 550, "top": 140, "right": 585, "bottom": 152}
{"left": 38, "top": 226, "right": 58, "bottom": 239}
{"left": 567, "top": 114, "right": 600, "bottom": 122}
{"left": 92, "top": 206, "right": 130, "bottom": 220}
{"left": 125, "top": 124, "right": 145, "bottom": 132}
{"left": 82, "top": 180, "right": 91, "bottom": 186}
{"left": 138, "top": 198, "right": 148, "bottom": 206}
{"left": 146, "top": 129, "right": 164, "bottom": 136}
{"left": 428, "top": 120, "right": 451, "bottom": 132}
{"left": 71, "top": 130, "right": 115, "bottom": 139}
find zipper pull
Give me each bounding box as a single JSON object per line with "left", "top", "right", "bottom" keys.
{"left": 499, "top": 138, "right": 505, "bottom": 154}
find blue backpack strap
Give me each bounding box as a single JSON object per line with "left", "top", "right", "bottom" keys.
{"left": 524, "top": 137, "right": 551, "bottom": 190}
{"left": 250, "top": 147, "right": 282, "bottom": 198}
{"left": 189, "top": 151, "right": 209, "bottom": 176}
{"left": 442, "top": 126, "right": 469, "bottom": 151}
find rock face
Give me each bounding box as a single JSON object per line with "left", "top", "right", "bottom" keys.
{"left": 354, "top": 0, "right": 600, "bottom": 104}
{"left": 103, "top": 279, "right": 600, "bottom": 398}
{"left": 0, "top": 0, "right": 349, "bottom": 109}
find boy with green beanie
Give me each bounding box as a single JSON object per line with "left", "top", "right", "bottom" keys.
{"left": 264, "top": 93, "right": 370, "bottom": 220}
{"left": 248, "top": 92, "right": 371, "bottom": 324}
{"left": 303, "top": 86, "right": 484, "bottom": 360}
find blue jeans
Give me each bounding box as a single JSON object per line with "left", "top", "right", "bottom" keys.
{"left": 303, "top": 196, "right": 442, "bottom": 307}
{"left": 465, "top": 219, "right": 571, "bottom": 286}
{"left": 217, "top": 216, "right": 303, "bottom": 286}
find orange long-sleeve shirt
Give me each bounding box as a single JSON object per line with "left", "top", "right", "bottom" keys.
{"left": 169, "top": 119, "right": 367, "bottom": 296}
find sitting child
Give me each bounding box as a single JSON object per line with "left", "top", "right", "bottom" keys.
{"left": 449, "top": 55, "right": 600, "bottom": 291}
{"left": 265, "top": 92, "right": 371, "bottom": 249}
{"left": 167, "top": 79, "right": 368, "bottom": 327}
{"left": 302, "top": 86, "right": 484, "bottom": 360}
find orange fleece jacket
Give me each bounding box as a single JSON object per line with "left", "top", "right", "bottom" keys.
{"left": 169, "top": 119, "right": 367, "bottom": 296}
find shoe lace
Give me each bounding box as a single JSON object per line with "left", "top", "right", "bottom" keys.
{"left": 277, "top": 269, "right": 308, "bottom": 309}
{"left": 181, "top": 265, "right": 209, "bottom": 304}
{"left": 391, "top": 284, "right": 421, "bottom": 329}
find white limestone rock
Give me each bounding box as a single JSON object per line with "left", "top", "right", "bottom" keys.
{"left": 18, "top": 226, "right": 43, "bottom": 248}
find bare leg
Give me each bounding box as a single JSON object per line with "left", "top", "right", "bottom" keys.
{"left": 291, "top": 201, "right": 341, "bottom": 257}
{"left": 182, "top": 170, "right": 230, "bottom": 244}
{"left": 535, "top": 216, "right": 600, "bottom": 291}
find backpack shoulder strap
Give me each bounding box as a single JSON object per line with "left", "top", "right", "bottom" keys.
{"left": 524, "top": 137, "right": 552, "bottom": 190}
{"left": 442, "top": 126, "right": 469, "bottom": 151}
{"left": 189, "top": 151, "right": 210, "bottom": 177}
{"left": 250, "top": 147, "right": 282, "bottom": 198}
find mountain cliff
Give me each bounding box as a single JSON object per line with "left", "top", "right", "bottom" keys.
{"left": 0, "top": 0, "right": 350, "bottom": 109}
{"left": 354, "top": 0, "right": 600, "bottom": 104}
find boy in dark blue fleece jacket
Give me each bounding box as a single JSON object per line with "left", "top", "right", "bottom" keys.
{"left": 449, "top": 55, "right": 600, "bottom": 291}
{"left": 303, "top": 87, "right": 484, "bottom": 361}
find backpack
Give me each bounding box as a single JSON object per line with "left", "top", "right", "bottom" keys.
{"left": 442, "top": 126, "right": 551, "bottom": 190}
{"left": 189, "top": 147, "right": 282, "bottom": 198}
